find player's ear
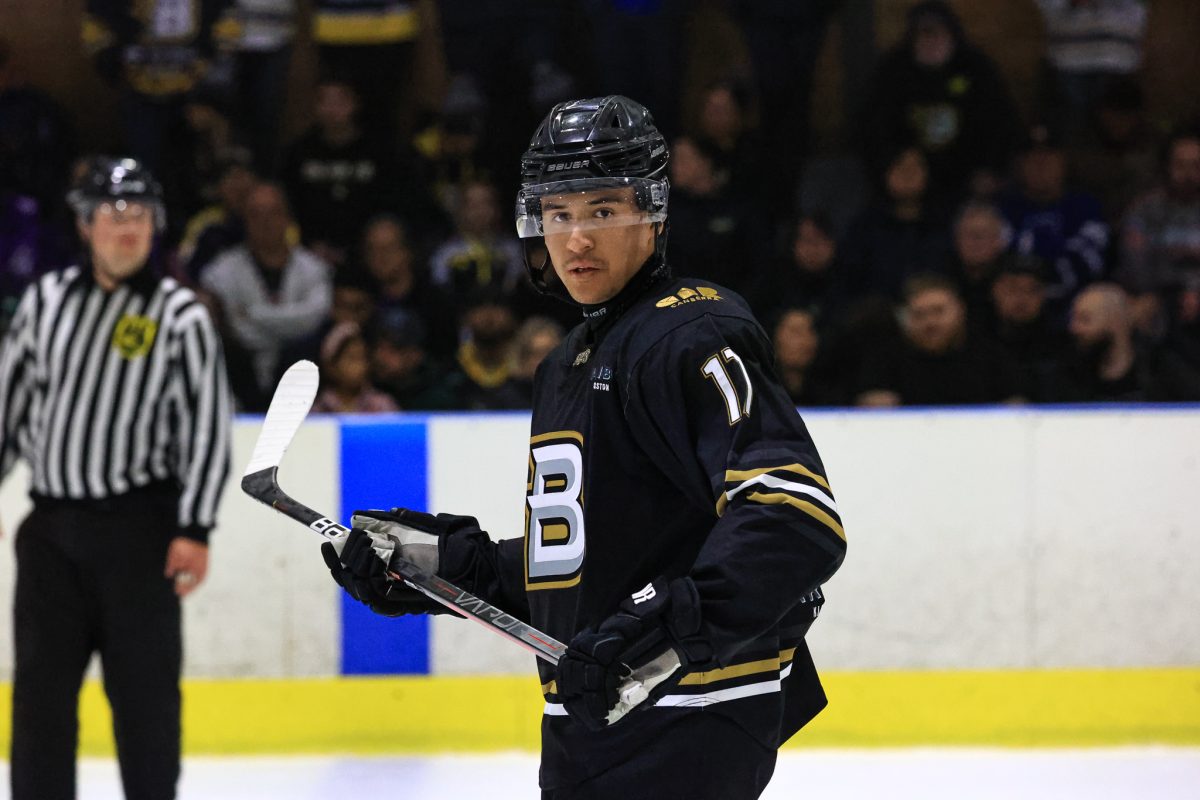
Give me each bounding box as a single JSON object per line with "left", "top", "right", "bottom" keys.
{"left": 77, "top": 218, "right": 92, "bottom": 243}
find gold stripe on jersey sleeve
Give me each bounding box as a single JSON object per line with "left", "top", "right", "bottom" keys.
{"left": 727, "top": 463, "right": 830, "bottom": 490}
{"left": 716, "top": 464, "right": 832, "bottom": 516}
{"left": 746, "top": 491, "right": 846, "bottom": 541}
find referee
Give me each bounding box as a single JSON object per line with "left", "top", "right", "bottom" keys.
{"left": 0, "top": 158, "right": 232, "bottom": 800}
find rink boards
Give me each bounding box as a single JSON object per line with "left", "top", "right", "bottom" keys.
{"left": 1, "top": 407, "right": 1198, "bottom": 752}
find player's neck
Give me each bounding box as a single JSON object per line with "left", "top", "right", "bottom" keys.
{"left": 579, "top": 254, "right": 668, "bottom": 329}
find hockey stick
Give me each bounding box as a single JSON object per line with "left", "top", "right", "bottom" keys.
{"left": 240, "top": 360, "right": 569, "bottom": 664}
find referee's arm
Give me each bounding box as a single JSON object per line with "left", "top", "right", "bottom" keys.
{"left": 174, "top": 302, "right": 233, "bottom": 543}
{"left": 0, "top": 284, "right": 38, "bottom": 484}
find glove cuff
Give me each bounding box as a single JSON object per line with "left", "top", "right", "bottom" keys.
{"left": 620, "top": 576, "right": 713, "bottom": 667}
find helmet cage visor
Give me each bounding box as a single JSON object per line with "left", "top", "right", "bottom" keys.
{"left": 515, "top": 176, "right": 668, "bottom": 239}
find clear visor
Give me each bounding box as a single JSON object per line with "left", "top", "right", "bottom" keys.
{"left": 515, "top": 177, "right": 667, "bottom": 239}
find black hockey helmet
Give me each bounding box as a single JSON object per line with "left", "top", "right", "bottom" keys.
{"left": 67, "top": 156, "right": 166, "bottom": 230}
{"left": 516, "top": 96, "right": 670, "bottom": 293}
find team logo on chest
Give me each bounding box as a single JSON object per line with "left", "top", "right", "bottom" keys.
{"left": 112, "top": 314, "right": 158, "bottom": 360}
{"left": 525, "top": 430, "right": 586, "bottom": 591}
{"left": 590, "top": 364, "right": 613, "bottom": 392}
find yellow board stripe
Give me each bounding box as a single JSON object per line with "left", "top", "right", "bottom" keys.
{"left": 5, "top": 669, "right": 1195, "bottom": 755}
{"left": 746, "top": 491, "right": 846, "bottom": 541}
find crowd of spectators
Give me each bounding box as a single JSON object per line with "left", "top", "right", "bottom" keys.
{"left": 3, "top": 0, "right": 1199, "bottom": 411}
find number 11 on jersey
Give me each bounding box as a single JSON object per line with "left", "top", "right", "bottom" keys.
{"left": 702, "top": 347, "right": 754, "bottom": 425}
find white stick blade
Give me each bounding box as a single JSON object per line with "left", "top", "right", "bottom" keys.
{"left": 243, "top": 360, "right": 320, "bottom": 476}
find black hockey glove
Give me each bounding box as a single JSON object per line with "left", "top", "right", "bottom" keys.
{"left": 320, "top": 508, "right": 483, "bottom": 617}
{"left": 556, "top": 577, "right": 713, "bottom": 731}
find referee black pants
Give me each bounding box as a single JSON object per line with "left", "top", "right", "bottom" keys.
{"left": 541, "top": 711, "right": 778, "bottom": 800}
{"left": 10, "top": 491, "right": 182, "bottom": 800}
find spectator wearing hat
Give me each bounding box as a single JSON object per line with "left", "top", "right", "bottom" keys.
{"left": 371, "top": 307, "right": 464, "bottom": 410}
{"left": 859, "top": 0, "right": 1023, "bottom": 204}
{"left": 989, "top": 254, "right": 1070, "bottom": 401}
{"left": 1116, "top": 127, "right": 1200, "bottom": 337}
{"left": 312, "top": 322, "right": 398, "bottom": 413}
{"left": 998, "top": 123, "right": 1110, "bottom": 315}
{"left": 856, "top": 273, "right": 1024, "bottom": 406}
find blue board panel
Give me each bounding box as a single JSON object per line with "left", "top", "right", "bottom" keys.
{"left": 338, "top": 418, "right": 430, "bottom": 674}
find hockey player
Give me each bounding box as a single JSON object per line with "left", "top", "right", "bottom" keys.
{"left": 324, "top": 96, "right": 847, "bottom": 798}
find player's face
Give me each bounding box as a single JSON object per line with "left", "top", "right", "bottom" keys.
{"left": 542, "top": 188, "right": 657, "bottom": 305}
{"left": 84, "top": 201, "right": 155, "bottom": 289}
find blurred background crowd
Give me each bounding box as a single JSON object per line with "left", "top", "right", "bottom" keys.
{"left": 2, "top": 0, "right": 1200, "bottom": 411}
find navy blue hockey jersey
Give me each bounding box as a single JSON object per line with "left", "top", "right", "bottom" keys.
{"left": 467, "top": 273, "right": 846, "bottom": 787}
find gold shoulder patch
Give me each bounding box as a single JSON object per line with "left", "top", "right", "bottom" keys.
{"left": 112, "top": 315, "right": 158, "bottom": 360}
{"left": 656, "top": 286, "right": 724, "bottom": 309}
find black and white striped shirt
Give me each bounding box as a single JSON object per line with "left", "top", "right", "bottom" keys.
{"left": 0, "top": 265, "right": 232, "bottom": 538}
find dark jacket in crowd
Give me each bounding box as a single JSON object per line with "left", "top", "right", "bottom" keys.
{"left": 838, "top": 205, "right": 952, "bottom": 303}
{"left": 860, "top": 1, "right": 1022, "bottom": 202}
{"left": 1046, "top": 345, "right": 1200, "bottom": 403}
{"left": 990, "top": 315, "right": 1072, "bottom": 402}
{"left": 281, "top": 130, "right": 432, "bottom": 253}
{"left": 668, "top": 187, "right": 766, "bottom": 296}
{"left": 857, "top": 334, "right": 1024, "bottom": 405}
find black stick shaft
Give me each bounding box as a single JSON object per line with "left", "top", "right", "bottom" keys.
{"left": 242, "top": 467, "right": 568, "bottom": 664}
